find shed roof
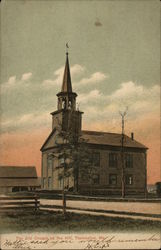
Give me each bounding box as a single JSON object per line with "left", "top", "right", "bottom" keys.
{"left": 82, "top": 130, "right": 147, "bottom": 149}
{"left": 0, "top": 166, "right": 37, "bottom": 178}
{"left": 0, "top": 178, "right": 39, "bottom": 187}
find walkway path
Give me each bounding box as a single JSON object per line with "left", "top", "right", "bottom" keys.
{"left": 41, "top": 199, "right": 161, "bottom": 215}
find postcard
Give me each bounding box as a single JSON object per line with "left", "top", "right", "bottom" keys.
{"left": 0, "top": 0, "right": 160, "bottom": 249}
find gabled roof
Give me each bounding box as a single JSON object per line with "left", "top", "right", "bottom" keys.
{"left": 40, "top": 128, "right": 56, "bottom": 151}
{"left": 41, "top": 129, "right": 147, "bottom": 151}
{"left": 81, "top": 130, "right": 147, "bottom": 149}
{"left": 0, "top": 166, "right": 37, "bottom": 178}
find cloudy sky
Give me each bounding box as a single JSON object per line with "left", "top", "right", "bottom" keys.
{"left": 0, "top": 0, "right": 160, "bottom": 184}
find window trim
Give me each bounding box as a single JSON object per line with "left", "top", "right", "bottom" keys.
{"left": 109, "top": 152, "right": 118, "bottom": 168}
{"left": 58, "top": 177, "right": 63, "bottom": 189}
{"left": 125, "top": 154, "right": 133, "bottom": 168}
{"left": 92, "top": 174, "right": 100, "bottom": 185}
{"left": 81, "top": 173, "right": 89, "bottom": 183}
{"left": 43, "top": 177, "right": 46, "bottom": 189}
{"left": 47, "top": 156, "right": 53, "bottom": 170}
{"left": 125, "top": 175, "right": 133, "bottom": 185}
{"left": 92, "top": 152, "right": 100, "bottom": 167}
{"left": 48, "top": 177, "right": 52, "bottom": 188}
{"left": 109, "top": 174, "right": 117, "bottom": 185}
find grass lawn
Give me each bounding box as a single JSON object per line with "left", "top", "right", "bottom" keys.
{"left": 0, "top": 210, "right": 160, "bottom": 234}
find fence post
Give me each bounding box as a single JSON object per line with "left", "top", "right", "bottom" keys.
{"left": 62, "top": 189, "right": 66, "bottom": 216}
{"left": 35, "top": 194, "right": 38, "bottom": 213}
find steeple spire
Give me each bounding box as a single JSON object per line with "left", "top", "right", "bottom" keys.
{"left": 57, "top": 48, "right": 77, "bottom": 111}
{"left": 51, "top": 48, "right": 83, "bottom": 135}
{"left": 61, "top": 52, "right": 72, "bottom": 93}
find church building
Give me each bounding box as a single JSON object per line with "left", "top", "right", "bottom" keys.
{"left": 41, "top": 52, "right": 148, "bottom": 197}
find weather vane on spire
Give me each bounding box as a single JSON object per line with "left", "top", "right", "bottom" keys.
{"left": 66, "top": 42, "right": 69, "bottom": 54}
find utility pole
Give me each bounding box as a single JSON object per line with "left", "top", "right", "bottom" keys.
{"left": 62, "top": 152, "right": 66, "bottom": 216}
{"left": 62, "top": 137, "right": 68, "bottom": 217}
{"left": 119, "top": 108, "right": 128, "bottom": 198}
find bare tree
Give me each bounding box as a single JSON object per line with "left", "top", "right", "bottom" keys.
{"left": 119, "top": 107, "right": 128, "bottom": 198}
{"left": 54, "top": 112, "right": 92, "bottom": 215}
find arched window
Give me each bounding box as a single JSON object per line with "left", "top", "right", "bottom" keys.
{"left": 62, "top": 98, "right": 66, "bottom": 109}
{"left": 68, "top": 100, "right": 72, "bottom": 109}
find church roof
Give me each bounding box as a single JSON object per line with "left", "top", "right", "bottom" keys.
{"left": 41, "top": 129, "right": 147, "bottom": 151}
{"left": 81, "top": 130, "right": 147, "bottom": 149}
{"left": 61, "top": 52, "right": 72, "bottom": 93}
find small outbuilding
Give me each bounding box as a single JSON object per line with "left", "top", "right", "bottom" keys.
{"left": 0, "top": 166, "right": 40, "bottom": 193}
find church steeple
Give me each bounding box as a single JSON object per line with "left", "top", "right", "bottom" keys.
{"left": 51, "top": 48, "right": 83, "bottom": 135}
{"left": 61, "top": 53, "right": 72, "bottom": 93}
{"left": 57, "top": 51, "right": 77, "bottom": 111}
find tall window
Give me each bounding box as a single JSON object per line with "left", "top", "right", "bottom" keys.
{"left": 81, "top": 173, "right": 89, "bottom": 183}
{"left": 125, "top": 175, "right": 133, "bottom": 185}
{"left": 93, "top": 152, "right": 100, "bottom": 167}
{"left": 59, "top": 177, "right": 63, "bottom": 189}
{"left": 125, "top": 154, "right": 133, "bottom": 168}
{"left": 92, "top": 174, "right": 100, "bottom": 184}
{"left": 109, "top": 174, "right": 117, "bottom": 185}
{"left": 43, "top": 178, "right": 46, "bottom": 188}
{"left": 47, "top": 157, "right": 53, "bottom": 170}
{"left": 48, "top": 177, "right": 52, "bottom": 188}
{"left": 109, "top": 153, "right": 117, "bottom": 168}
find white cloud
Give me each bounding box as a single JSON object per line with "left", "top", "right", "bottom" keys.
{"left": 54, "top": 66, "right": 64, "bottom": 78}
{"left": 72, "top": 81, "right": 159, "bottom": 120}
{"left": 18, "top": 113, "right": 34, "bottom": 123}
{"left": 1, "top": 76, "right": 17, "bottom": 93}
{"left": 108, "top": 82, "right": 160, "bottom": 117}
{"left": 1, "top": 68, "right": 159, "bottom": 135}
{"left": 110, "top": 81, "right": 159, "bottom": 103}
{"left": 42, "top": 79, "right": 57, "bottom": 87}
{"left": 21, "top": 72, "right": 32, "bottom": 81}
{"left": 77, "top": 72, "right": 107, "bottom": 85}
{"left": 1, "top": 72, "right": 33, "bottom": 93}
{"left": 42, "top": 64, "right": 85, "bottom": 88}
{"left": 71, "top": 64, "right": 85, "bottom": 76}
{"left": 8, "top": 76, "right": 16, "bottom": 85}
{"left": 42, "top": 65, "right": 107, "bottom": 90}
{"left": 78, "top": 89, "right": 102, "bottom": 104}
{"left": 110, "top": 81, "right": 143, "bottom": 100}
{"left": 42, "top": 66, "right": 64, "bottom": 87}
{"left": 1, "top": 112, "right": 50, "bottom": 132}
{"left": 79, "top": 82, "right": 160, "bottom": 125}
